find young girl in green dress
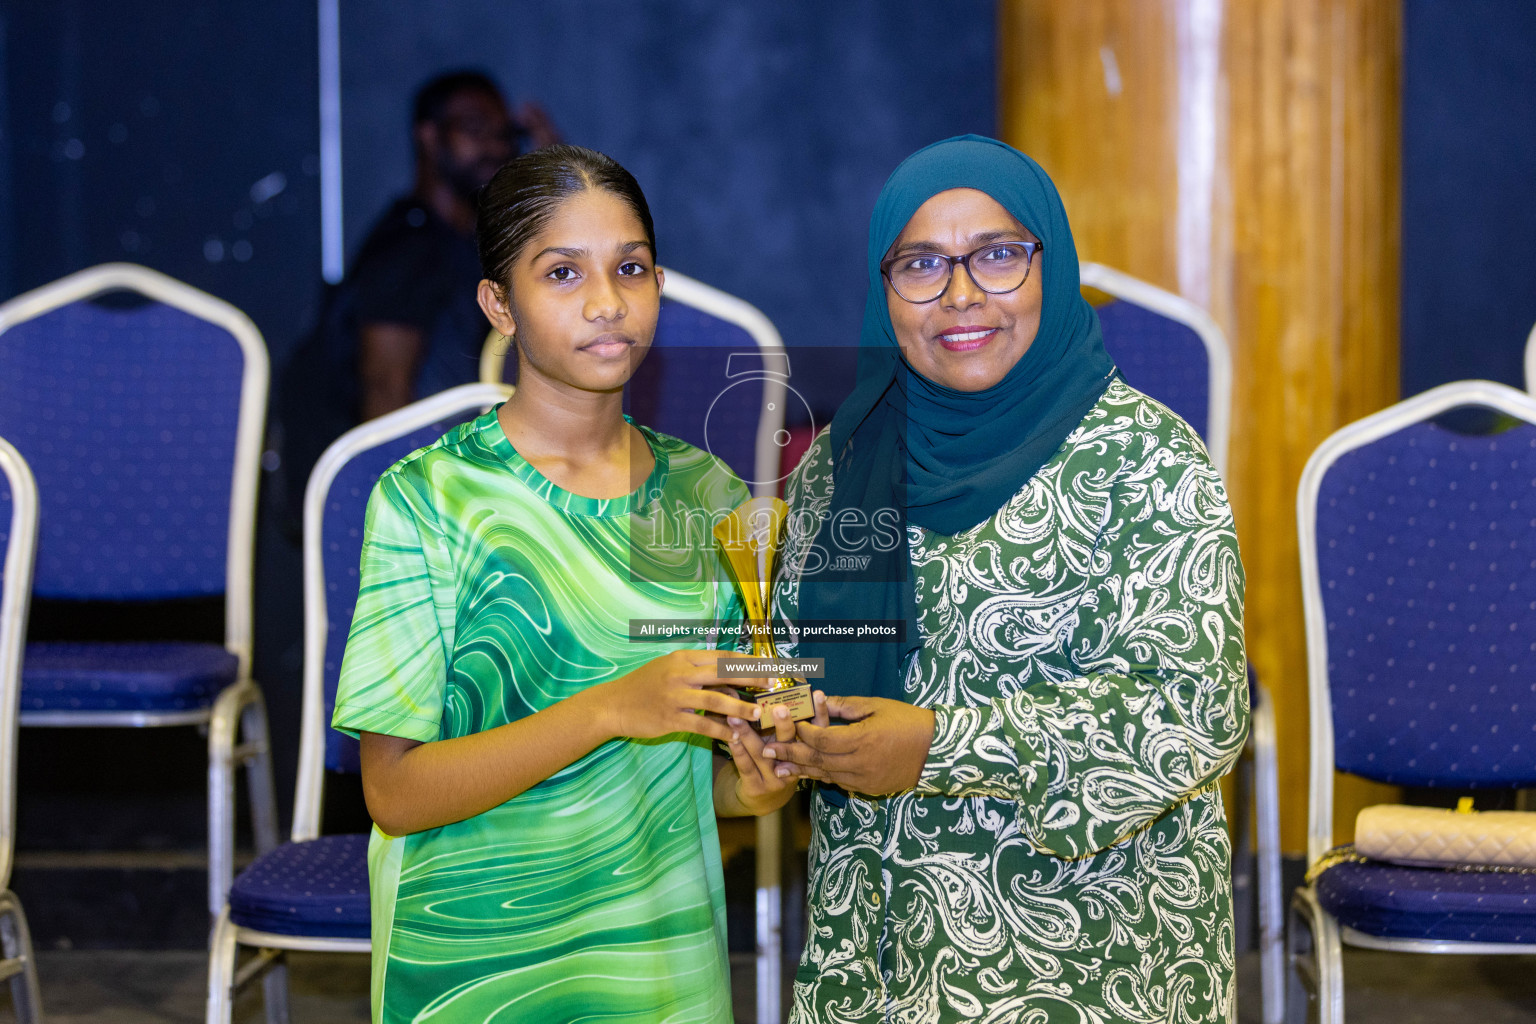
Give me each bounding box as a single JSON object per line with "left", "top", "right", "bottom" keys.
{"left": 332, "top": 145, "right": 798, "bottom": 1023}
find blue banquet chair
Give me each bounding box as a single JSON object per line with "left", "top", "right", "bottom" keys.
{"left": 1289, "top": 379, "right": 1536, "bottom": 1024}
{"left": 482, "top": 266, "right": 795, "bottom": 1024}
{"left": 1082, "top": 261, "right": 1283, "bottom": 1024}
{"left": 0, "top": 437, "right": 44, "bottom": 1022}
{"left": 206, "top": 382, "right": 511, "bottom": 1024}
{"left": 0, "top": 262, "right": 277, "bottom": 918}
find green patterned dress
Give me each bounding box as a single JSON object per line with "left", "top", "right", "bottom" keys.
{"left": 332, "top": 408, "right": 747, "bottom": 1024}
{"left": 776, "top": 379, "right": 1248, "bottom": 1024}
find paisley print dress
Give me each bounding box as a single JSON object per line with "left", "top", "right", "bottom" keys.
{"left": 778, "top": 379, "right": 1248, "bottom": 1024}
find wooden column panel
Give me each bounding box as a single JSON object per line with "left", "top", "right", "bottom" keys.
{"left": 1002, "top": 2, "right": 1181, "bottom": 292}
{"left": 1001, "top": 0, "right": 1402, "bottom": 853}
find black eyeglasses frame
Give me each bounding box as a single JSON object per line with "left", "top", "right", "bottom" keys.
{"left": 880, "top": 240, "right": 1043, "bottom": 304}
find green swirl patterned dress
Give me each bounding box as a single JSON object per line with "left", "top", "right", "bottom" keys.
{"left": 776, "top": 380, "right": 1248, "bottom": 1024}
{"left": 332, "top": 407, "right": 747, "bottom": 1024}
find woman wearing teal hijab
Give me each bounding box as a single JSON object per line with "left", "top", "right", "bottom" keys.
{"left": 768, "top": 137, "right": 1248, "bottom": 1022}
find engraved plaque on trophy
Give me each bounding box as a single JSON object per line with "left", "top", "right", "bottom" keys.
{"left": 713, "top": 496, "right": 816, "bottom": 722}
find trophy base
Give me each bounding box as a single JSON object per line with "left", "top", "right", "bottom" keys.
{"left": 749, "top": 681, "right": 815, "bottom": 724}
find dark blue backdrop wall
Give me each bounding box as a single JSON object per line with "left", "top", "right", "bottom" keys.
{"left": 0, "top": 1, "right": 994, "bottom": 867}
{"left": 0, "top": 0, "right": 323, "bottom": 370}
{"left": 1402, "top": 0, "right": 1536, "bottom": 395}
{"left": 339, "top": 1, "right": 996, "bottom": 419}
{"left": 2, "top": 1, "right": 997, "bottom": 418}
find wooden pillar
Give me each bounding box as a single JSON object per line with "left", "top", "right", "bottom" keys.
{"left": 1000, "top": 0, "right": 1402, "bottom": 853}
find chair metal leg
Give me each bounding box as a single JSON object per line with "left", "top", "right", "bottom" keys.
{"left": 756, "top": 807, "right": 783, "bottom": 1024}
{"left": 1231, "top": 749, "right": 1256, "bottom": 950}
{"left": 1284, "top": 890, "right": 1313, "bottom": 1024}
{"left": 209, "top": 679, "right": 278, "bottom": 916}
{"left": 206, "top": 906, "right": 239, "bottom": 1024}
{"left": 1288, "top": 886, "right": 1344, "bottom": 1024}
{"left": 1252, "top": 683, "right": 1285, "bottom": 1024}
{"left": 242, "top": 691, "right": 285, "bottom": 1024}
{"left": 0, "top": 890, "right": 43, "bottom": 1023}
{"left": 241, "top": 697, "right": 279, "bottom": 857}
{"left": 262, "top": 958, "right": 291, "bottom": 1024}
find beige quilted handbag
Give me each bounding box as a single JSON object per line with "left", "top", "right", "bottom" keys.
{"left": 1355, "top": 799, "right": 1536, "bottom": 869}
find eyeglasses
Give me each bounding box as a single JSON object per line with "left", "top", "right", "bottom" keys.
{"left": 880, "top": 240, "right": 1042, "bottom": 304}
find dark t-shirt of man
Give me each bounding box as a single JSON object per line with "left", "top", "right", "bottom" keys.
{"left": 279, "top": 197, "right": 487, "bottom": 519}
{"left": 349, "top": 197, "right": 487, "bottom": 396}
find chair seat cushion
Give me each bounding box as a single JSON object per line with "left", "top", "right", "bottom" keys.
{"left": 21, "top": 641, "right": 238, "bottom": 712}
{"left": 1316, "top": 859, "right": 1536, "bottom": 944}
{"left": 229, "top": 833, "right": 371, "bottom": 938}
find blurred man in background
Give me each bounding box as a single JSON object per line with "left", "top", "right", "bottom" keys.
{"left": 280, "top": 70, "right": 557, "bottom": 517}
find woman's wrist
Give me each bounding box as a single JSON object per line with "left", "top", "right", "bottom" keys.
{"left": 713, "top": 758, "right": 746, "bottom": 816}
{"left": 568, "top": 680, "right": 620, "bottom": 744}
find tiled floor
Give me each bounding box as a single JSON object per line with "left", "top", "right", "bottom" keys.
{"left": 17, "top": 950, "right": 755, "bottom": 1024}
{"left": 25, "top": 948, "right": 368, "bottom": 1024}
{"left": 7, "top": 947, "right": 1535, "bottom": 1023}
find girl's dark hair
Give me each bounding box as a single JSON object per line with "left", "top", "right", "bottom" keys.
{"left": 476, "top": 144, "right": 657, "bottom": 290}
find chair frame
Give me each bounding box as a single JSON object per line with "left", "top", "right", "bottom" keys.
{"left": 0, "top": 262, "right": 278, "bottom": 918}
{"left": 1079, "top": 262, "right": 1233, "bottom": 475}
{"left": 1524, "top": 318, "right": 1536, "bottom": 396}
{"left": 1248, "top": 679, "right": 1284, "bottom": 1024}
{"left": 1080, "top": 261, "right": 1280, "bottom": 1023}
{"left": 208, "top": 382, "right": 512, "bottom": 1024}
{"left": 0, "top": 438, "right": 43, "bottom": 1020}
{"left": 1291, "top": 378, "right": 1536, "bottom": 1024}
{"left": 481, "top": 267, "right": 790, "bottom": 1023}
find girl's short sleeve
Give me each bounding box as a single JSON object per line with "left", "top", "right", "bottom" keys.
{"left": 331, "top": 468, "right": 451, "bottom": 743}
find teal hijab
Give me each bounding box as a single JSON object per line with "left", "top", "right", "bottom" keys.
{"left": 797, "top": 135, "right": 1116, "bottom": 702}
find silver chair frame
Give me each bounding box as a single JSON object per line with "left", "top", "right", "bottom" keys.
{"left": 0, "top": 439, "right": 43, "bottom": 1021}
{"left": 1079, "top": 261, "right": 1233, "bottom": 474}
{"left": 1524, "top": 318, "right": 1536, "bottom": 396}
{"left": 207, "top": 382, "right": 511, "bottom": 1024}
{"left": 1291, "top": 379, "right": 1536, "bottom": 1024}
{"left": 0, "top": 263, "right": 279, "bottom": 919}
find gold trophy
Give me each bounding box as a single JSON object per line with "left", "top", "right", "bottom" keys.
{"left": 713, "top": 496, "right": 816, "bottom": 723}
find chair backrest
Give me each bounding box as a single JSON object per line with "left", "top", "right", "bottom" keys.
{"left": 481, "top": 268, "right": 791, "bottom": 496}
{"left": 0, "top": 263, "right": 268, "bottom": 672}
{"left": 0, "top": 439, "right": 37, "bottom": 891}
{"left": 291, "top": 382, "right": 512, "bottom": 841}
{"left": 1080, "top": 262, "right": 1232, "bottom": 474}
{"left": 1298, "top": 379, "right": 1536, "bottom": 864}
